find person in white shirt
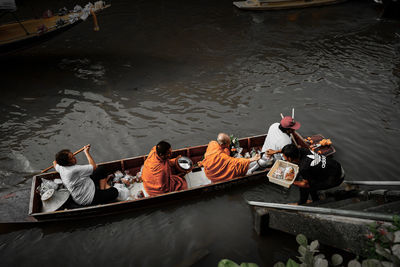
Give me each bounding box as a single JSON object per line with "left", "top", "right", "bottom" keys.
{"left": 53, "top": 144, "right": 118, "bottom": 206}
{"left": 262, "top": 115, "right": 301, "bottom": 162}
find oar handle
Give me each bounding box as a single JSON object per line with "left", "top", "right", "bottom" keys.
{"left": 40, "top": 146, "right": 87, "bottom": 173}
{"left": 90, "top": 9, "right": 100, "bottom": 31}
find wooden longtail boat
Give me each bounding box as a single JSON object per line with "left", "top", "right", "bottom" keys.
{"left": 28, "top": 133, "right": 333, "bottom": 222}
{"left": 0, "top": 1, "right": 110, "bottom": 53}
{"left": 233, "top": 0, "right": 347, "bottom": 11}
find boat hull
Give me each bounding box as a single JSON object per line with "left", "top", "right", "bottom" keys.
{"left": 0, "top": 4, "right": 110, "bottom": 54}
{"left": 29, "top": 134, "right": 269, "bottom": 221}
{"left": 233, "top": 0, "right": 347, "bottom": 11}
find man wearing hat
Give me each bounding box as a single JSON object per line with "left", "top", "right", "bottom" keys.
{"left": 281, "top": 144, "right": 344, "bottom": 205}
{"left": 261, "top": 114, "right": 301, "bottom": 163}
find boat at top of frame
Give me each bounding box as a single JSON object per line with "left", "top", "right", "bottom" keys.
{"left": 0, "top": 1, "right": 110, "bottom": 54}
{"left": 233, "top": 0, "right": 347, "bottom": 11}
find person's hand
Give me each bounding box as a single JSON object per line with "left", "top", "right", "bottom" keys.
{"left": 84, "top": 144, "right": 91, "bottom": 153}
{"left": 250, "top": 153, "right": 261, "bottom": 162}
{"left": 293, "top": 180, "right": 309, "bottom": 188}
{"left": 267, "top": 149, "right": 275, "bottom": 157}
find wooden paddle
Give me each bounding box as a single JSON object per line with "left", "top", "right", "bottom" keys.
{"left": 40, "top": 146, "right": 87, "bottom": 173}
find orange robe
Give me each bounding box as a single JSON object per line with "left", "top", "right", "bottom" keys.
{"left": 142, "top": 146, "right": 187, "bottom": 196}
{"left": 200, "top": 141, "right": 250, "bottom": 183}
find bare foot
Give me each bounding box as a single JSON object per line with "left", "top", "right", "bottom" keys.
{"left": 287, "top": 200, "right": 312, "bottom": 206}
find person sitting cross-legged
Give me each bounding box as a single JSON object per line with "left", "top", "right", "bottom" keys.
{"left": 53, "top": 145, "right": 118, "bottom": 206}
{"left": 200, "top": 133, "right": 260, "bottom": 183}
{"left": 141, "top": 141, "right": 188, "bottom": 197}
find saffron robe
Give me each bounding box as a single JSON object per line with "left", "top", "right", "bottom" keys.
{"left": 200, "top": 141, "right": 250, "bottom": 183}
{"left": 142, "top": 146, "right": 187, "bottom": 196}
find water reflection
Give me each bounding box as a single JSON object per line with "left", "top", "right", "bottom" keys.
{"left": 0, "top": 0, "right": 399, "bottom": 265}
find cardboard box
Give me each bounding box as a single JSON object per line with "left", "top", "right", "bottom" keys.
{"left": 267, "top": 160, "right": 299, "bottom": 188}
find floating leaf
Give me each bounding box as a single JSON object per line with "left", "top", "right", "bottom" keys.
{"left": 313, "top": 257, "right": 328, "bottom": 267}
{"left": 385, "top": 232, "right": 394, "bottom": 243}
{"left": 380, "top": 261, "right": 393, "bottom": 267}
{"left": 393, "top": 215, "right": 400, "bottom": 229}
{"left": 296, "top": 234, "right": 308, "bottom": 246}
{"left": 298, "top": 245, "right": 307, "bottom": 256}
{"left": 394, "top": 231, "right": 400, "bottom": 243}
{"left": 375, "top": 243, "right": 392, "bottom": 260}
{"left": 309, "top": 240, "right": 319, "bottom": 252}
{"left": 331, "top": 254, "right": 343, "bottom": 266}
{"left": 361, "top": 259, "right": 381, "bottom": 267}
{"left": 348, "top": 259, "right": 362, "bottom": 267}
{"left": 240, "top": 263, "right": 259, "bottom": 267}
{"left": 314, "top": 254, "right": 325, "bottom": 260}
{"left": 392, "top": 244, "right": 400, "bottom": 260}
{"left": 286, "top": 258, "right": 300, "bottom": 267}
{"left": 218, "top": 259, "right": 240, "bottom": 267}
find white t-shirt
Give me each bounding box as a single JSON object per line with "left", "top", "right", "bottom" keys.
{"left": 261, "top": 123, "right": 292, "bottom": 157}
{"left": 55, "top": 164, "right": 95, "bottom": 206}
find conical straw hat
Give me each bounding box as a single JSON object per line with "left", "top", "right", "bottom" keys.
{"left": 42, "top": 189, "right": 70, "bottom": 213}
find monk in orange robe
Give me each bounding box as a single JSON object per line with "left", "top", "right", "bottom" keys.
{"left": 141, "top": 141, "right": 187, "bottom": 196}
{"left": 200, "top": 133, "right": 260, "bottom": 183}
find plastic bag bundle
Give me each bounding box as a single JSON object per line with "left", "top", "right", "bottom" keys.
{"left": 272, "top": 167, "right": 285, "bottom": 179}
{"left": 58, "top": 7, "right": 68, "bottom": 16}
{"left": 56, "top": 18, "right": 66, "bottom": 27}
{"left": 73, "top": 5, "right": 83, "bottom": 13}
{"left": 113, "top": 183, "right": 130, "bottom": 201}
{"left": 68, "top": 13, "right": 79, "bottom": 23}
{"left": 283, "top": 167, "right": 295, "bottom": 181}
{"left": 94, "top": 1, "right": 105, "bottom": 10}
{"left": 37, "top": 178, "right": 59, "bottom": 196}
{"left": 112, "top": 170, "right": 124, "bottom": 183}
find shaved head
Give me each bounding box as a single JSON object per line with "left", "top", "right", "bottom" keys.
{"left": 217, "top": 133, "right": 230, "bottom": 146}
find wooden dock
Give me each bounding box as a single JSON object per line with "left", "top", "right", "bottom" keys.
{"left": 250, "top": 185, "right": 400, "bottom": 256}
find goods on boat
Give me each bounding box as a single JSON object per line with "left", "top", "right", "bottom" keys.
{"left": 267, "top": 160, "right": 299, "bottom": 188}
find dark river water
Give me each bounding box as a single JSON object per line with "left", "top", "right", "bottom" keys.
{"left": 0, "top": 0, "right": 399, "bottom": 266}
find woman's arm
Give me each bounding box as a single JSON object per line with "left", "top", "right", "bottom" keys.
{"left": 267, "top": 149, "right": 281, "bottom": 157}
{"left": 293, "top": 179, "right": 309, "bottom": 188}
{"left": 84, "top": 145, "right": 97, "bottom": 171}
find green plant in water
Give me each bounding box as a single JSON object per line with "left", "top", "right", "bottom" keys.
{"left": 218, "top": 259, "right": 259, "bottom": 267}
{"left": 218, "top": 216, "right": 400, "bottom": 267}
{"left": 274, "top": 234, "right": 343, "bottom": 267}
{"left": 362, "top": 214, "right": 400, "bottom": 266}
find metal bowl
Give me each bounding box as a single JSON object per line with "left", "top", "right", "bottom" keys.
{"left": 177, "top": 156, "right": 193, "bottom": 171}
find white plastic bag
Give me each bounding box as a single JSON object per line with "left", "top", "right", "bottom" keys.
{"left": 113, "top": 183, "right": 130, "bottom": 201}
